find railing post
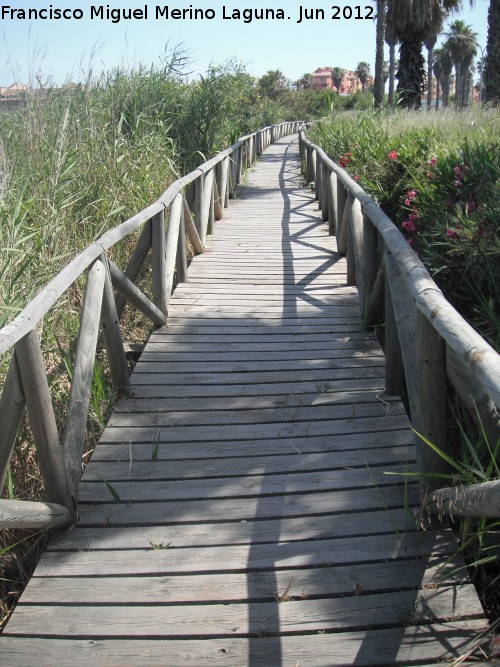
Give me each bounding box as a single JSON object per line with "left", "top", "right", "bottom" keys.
{"left": 315, "top": 152, "right": 321, "bottom": 203}
{"left": 415, "top": 309, "right": 449, "bottom": 489}
{"left": 152, "top": 208, "right": 168, "bottom": 315}
{"left": 100, "top": 256, "right": 132, "bottom": 399}
{"left": 176, "top": 206, "right": 188, "bottom": 284}
{"left": 0, "top": 354, "right": 25, "bottom": 488}
{"left": 321, "top": 164, "right": 329, "bottom": 222}
{"left": 15, "top": 330, "right": 74, "bottom": 513}
{"left": 62, "top": 258, "right": 106, "bottom": 500}
{"left": 384, "top": 270, "right": 405, "bottom": 397}
{"left": 328, "top": 171, "right": 338, "bottom": 237}
{"left": 361, "top": 214, "right": 378, "bottom": 323}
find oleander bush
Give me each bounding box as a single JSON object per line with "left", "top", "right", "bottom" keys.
{"left": 309, "top": 109, "right": 500, "bottom": 350}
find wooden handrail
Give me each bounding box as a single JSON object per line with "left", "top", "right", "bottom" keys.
{"left": 299, "top": 129, "right": 500, "bottom": 506}
{"left": 0, "top": 120, "right": 302, "bottom": 529}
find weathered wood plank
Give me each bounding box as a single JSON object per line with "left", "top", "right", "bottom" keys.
{"left": 0, "top": 623, "right": 488, "bottom": 666}
{"left": 47, "top": 508, "right": 427, "bottom": 551}
{"left": 75, "top": 485, "right": 419, "bottom": 527}
{"left": 16, "top": 555, "right": 467, "bottom": 604}
{"left": 4, "top": 585, "right": 483, "bottom": 637}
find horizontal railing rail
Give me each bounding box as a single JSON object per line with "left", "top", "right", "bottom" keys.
{"left": 0, "top": 121, "right": 302, "bottom": 530}
{"left": 300, "top": 129, "right": 500, "bottom": 518}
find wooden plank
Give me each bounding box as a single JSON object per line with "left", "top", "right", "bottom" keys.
{"left": 4, "top": 585, "right": 483, "bottom": 637}
{"left": 34, "top": 530, "right": 449, "bottom": 577}
{"left": 82, "top": 445, "right": 415, "bottom": 482}
{"left": 98, "top": 414, "right": 410, "bottom": 444}
{"left": 108, "top": 401, "right": 404, "bottom": 427}
{"left": 47, "top": 509, "right": 427, "bottom": 551}
{"left": 74, "top": 485, "right": 418, "bottom": 527}
{"left": 0, "top": 623, "right": 488, "bottom": 666}
{"left": 92, "top": 429, "right": 414, "bottom": 462}
{"left": 17, "top": 556, "right": 467, "bottom": 604}
{"left": 77, "top": 462, "right": 415, "bottom": 502}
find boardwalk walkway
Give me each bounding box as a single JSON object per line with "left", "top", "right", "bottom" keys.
{"left": 1, "top": 136, "right": 488, "bottom": 665}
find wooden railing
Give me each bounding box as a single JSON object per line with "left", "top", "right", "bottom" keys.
{"left": 300, "top": 130, "right": 500, "bottom": 518}
{"left": 0, "top": 121, "right": 302, "bottom": 531}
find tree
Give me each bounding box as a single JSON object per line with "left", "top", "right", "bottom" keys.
{"left": 374, "top": 0, "right": 387, "bottom": 107}
{"left": 484, "top": 0, "right": 500, "bottom": 103}
{"left": 386, "top": 0, "right": 461, "bottom": 109}
{"left": 355, "top": 61, "right": 371, "bottom": 93}
{"left": 296, "top": 73, "right": 312, "bottom": 90}
{"left": 446, "top": 21, "right": 478, "bottom": 107}
{"left": 385, "top": 18, "right": 398, "bottom": 108}
{"left": 257, "top": 70, "right": 289, "bottom": 102}
{"left": 433, "top": 45, "right": 453, "bottom": 107}
{"left": 331, "top": 67, "right": 345, "bottom": 94}
{"left": 424, "top": 8, "right": 446, "bottom": 108}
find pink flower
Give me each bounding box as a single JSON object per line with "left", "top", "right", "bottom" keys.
{"left": 409, "top": 212, "right": 419, "bottom": 222}
{"left": 405, "top": 198, "right": 411, "bottom": 206}
{"left": 354, "top": 175, "right": 359, "bottom": 181}
{"left": 447, "top": 229, "right": 458, "bottom": 239}
{"left": 402, "top": 221, "right": 416, "bottom": 233}
{"left": 407, "top": 190, "right": 416, "bottom": 199}
{"left": 429, "top": 157, "right": 437, "bottom": 168}
{"left": 454, "top": 179, "right": 461, "bottom": 188}
{"left": 387, "top": 150, "right": 398, "bottom": 161}
{"left": 453, "top": 165, "right": 461, "bottom": 176}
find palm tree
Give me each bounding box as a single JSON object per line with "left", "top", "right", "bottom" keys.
{"left": 374, "top": 0, "right": 387, "bottom": 107}
{"left": 433, "top": 45, "right": 454, "bottom": 107}
{"left": 446, "top": 21, "right": 478, "bottom": 107}
{"left": 331, "top": 67, "right": 345, "bottom": 94}
{"left": 484, "top": 0, "right": 500, "bottom": 102}
{"left": 386, "top": 0, "right": 461, "bottom": 109}
{"left": 385, "top": 18, "right": 398, "bottom": 108}
{"left": 424, "top": 8, "right": 446, "bottom": 108}
{"left": 355, "top": 62, "right": 371, "bottom": 93}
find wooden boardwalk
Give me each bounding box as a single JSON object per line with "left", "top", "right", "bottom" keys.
{"left": 1, "top": 136, "right": 488, "bottom": 665}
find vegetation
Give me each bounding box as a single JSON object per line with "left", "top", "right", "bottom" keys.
{"left": 309, "top": 109, "right": 500, "bottom": 350}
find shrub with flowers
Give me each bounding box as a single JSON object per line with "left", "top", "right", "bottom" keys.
{"left": 309, "top": 111, "right": 500, "bottom": 350}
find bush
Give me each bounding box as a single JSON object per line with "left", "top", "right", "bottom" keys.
{"left": 309, "top": 109, "right": 500, "bottom": 350}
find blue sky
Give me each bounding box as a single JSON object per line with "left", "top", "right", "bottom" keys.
{"left": 1, "top": 0, "right": 490, "bottom": 86}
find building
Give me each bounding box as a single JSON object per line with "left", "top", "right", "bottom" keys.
{"left": 310, "top": 67, "right": 374, "bottom": 93}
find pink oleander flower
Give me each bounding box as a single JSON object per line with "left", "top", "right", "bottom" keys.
{"left": 404, "top": 198, "right": 411, "bottom": 206}
{"left": 354, "top": 175, "right": 359, "bottom": 181}
{"left": 447, "top": 229, "right": 459, "bottom": 239}
{"left": 387, "top": 150, "right": 398, "bottom": 160}
{"left": 407, "top": 190, "right": 416, "bottom": 199}
{"left": 453, "top": 165, "right": 461, "bottom": 176}
{"left": 454, "top": 179, "right": 461, "bottom": 188}
{"left": 402, "top": 221, "right": 416, "bottom": 233}
{"left": 429, "top": 157, "right": 437, "bottom": 168}
{"left": 408, "top": 212, "right": 419, "bottom": 222}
